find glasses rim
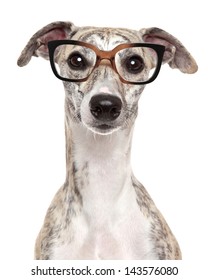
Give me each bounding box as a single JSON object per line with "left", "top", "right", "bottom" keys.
{"left": 48, "top": 40, "right": 165, "bottom": 85}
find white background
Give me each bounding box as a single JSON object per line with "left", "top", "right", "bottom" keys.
{"left": 0, "top": 0, "right": 207, "bottom": 278}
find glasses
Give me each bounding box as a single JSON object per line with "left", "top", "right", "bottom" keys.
{"left": 48, "top": 40, "right": 165, "bottom": 85}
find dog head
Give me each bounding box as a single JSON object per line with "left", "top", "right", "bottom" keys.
{"left": 17, "top": 21, "right": 198, "bottom": 135}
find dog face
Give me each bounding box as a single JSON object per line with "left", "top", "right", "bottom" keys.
{"left": 17, "top": 21, "right": 198, "bottom": 135}
{"left": 62, "top": 28, "right": 154, "bottom": 135}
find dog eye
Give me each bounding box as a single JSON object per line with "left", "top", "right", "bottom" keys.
{"left": 67, "top": 52, "right": 87, "bottom": 70}
{"left": 125, "top": 55, "right": 144, "bottom": 74}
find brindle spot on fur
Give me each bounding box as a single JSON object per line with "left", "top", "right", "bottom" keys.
{"left": 132, "top": 176, "right": 181, "bottom": 259}
{"left": 72, "top": 162, "right": 78, "bottom": 174}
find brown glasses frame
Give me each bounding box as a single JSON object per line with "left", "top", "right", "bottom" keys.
{"left": 48, "top": 40, "right": 165, "bottom": 85}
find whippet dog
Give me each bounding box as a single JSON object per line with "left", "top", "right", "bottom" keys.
{"left": 17, "top": 21, "right": 198, "bottom": 260}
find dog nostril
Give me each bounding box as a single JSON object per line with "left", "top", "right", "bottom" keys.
{"left": 90, "top": 94, "right": 122, "bottom": 121}
{"left": 91, "top": 105, "right": 102, "bottom": 118}
{"left": 110, "top": 106, "right": 121, "bottom": 119}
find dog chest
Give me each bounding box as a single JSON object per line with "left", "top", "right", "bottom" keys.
{"left": 51, "top": 201, "right": 156, "bottom": 260}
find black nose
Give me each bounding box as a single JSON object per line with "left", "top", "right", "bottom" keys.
{"left": 90, "top": 94, "right": 122, "bottom": 121}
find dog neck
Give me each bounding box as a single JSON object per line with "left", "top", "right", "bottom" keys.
{"left": 64, "top": 119, "right": 135, "bottom": 223}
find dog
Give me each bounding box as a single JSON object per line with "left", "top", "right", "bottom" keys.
{"left": 17, "top": 21, "right": 198, "bottom": 259}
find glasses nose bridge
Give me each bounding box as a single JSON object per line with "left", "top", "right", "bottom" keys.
{"left": 97, "top": 49, "right": 116, "bottom": 70}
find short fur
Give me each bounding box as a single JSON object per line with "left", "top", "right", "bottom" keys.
{"left": 17, "top": 21, "right": 198, "bottom": 260}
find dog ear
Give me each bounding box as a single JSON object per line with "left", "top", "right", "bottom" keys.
{"left": 17, "top": 21, "right": 76, "bottom": 67}
{"left": 140, "top": 27, "right": 198, "bottom": 74}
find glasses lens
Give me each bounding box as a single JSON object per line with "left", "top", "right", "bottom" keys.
{"left": 115, "top": 46, "right": 158, "bottom": 83}
{"left": 52, "top": 44, "right": 97, "bottom": 80}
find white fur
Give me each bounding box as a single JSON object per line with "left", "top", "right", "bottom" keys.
{"left": 52, "top": 124, "right": 156, "bottom": 260}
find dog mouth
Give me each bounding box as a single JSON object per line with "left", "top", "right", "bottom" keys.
{"left": 97, "top": 124, "right": 112, "bottom": 130}
{"left": 88, "top": 123, "right": 121, "bottom": 135}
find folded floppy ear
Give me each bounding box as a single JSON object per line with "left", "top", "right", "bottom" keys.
{"left": 17, "top": 21, "right": 76, "bottom": 67}
{"left": 140, "top": 27, "right": 198, "bottom": 74}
